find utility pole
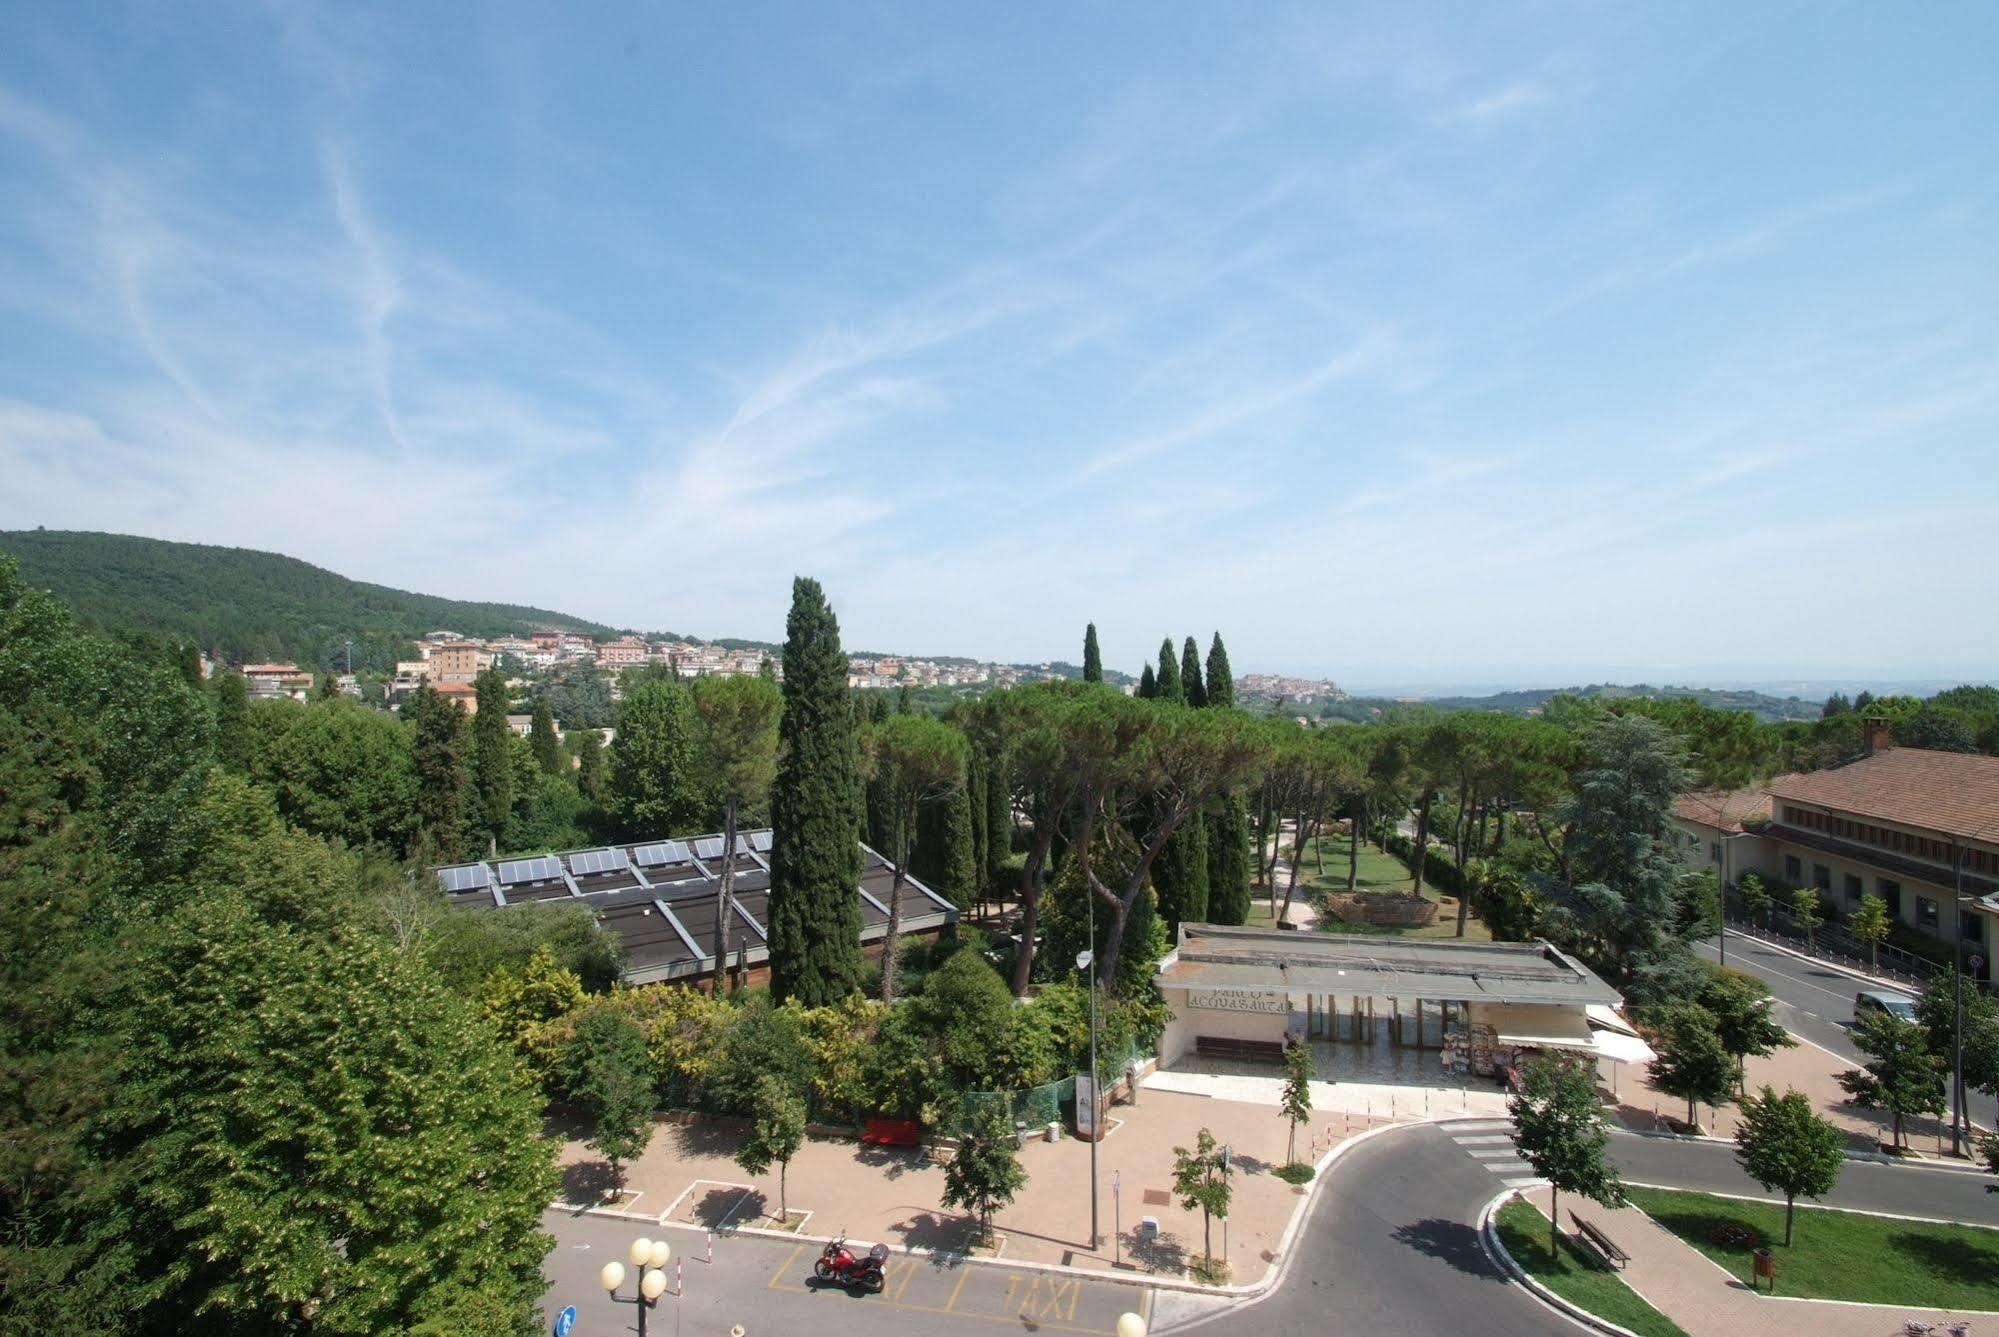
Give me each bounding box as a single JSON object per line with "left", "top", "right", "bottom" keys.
{"left": 1083, "top": 887, "right": 1101, "bottom": 1252}
{"left": 1952, "top": 843, "right": 1966, "bottom": 1159}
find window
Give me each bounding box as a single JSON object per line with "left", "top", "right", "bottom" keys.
{"left": 1879, "top": 879, "right": 1902, "bottom": 915}
{"left": 1844, "top": 873, "right": 1863, "bottom": 901}
{"left": 1918, "top": 896, "right": 1939, "bottom": 933}
{"left": 1785, "top": 855, "right": 1802, "bottom": 881}
{"left": 1711, "top": 842, "right": 1723, "bottom": 864}
{"left": 1813, "top": 863, "right": 1832, "bottom": 890}
{"left": 1963, "top": 914, "right": 1985, "bottom": 944}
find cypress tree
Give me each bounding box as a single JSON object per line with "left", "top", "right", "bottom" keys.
{"left": 471, "top": 668, "right": 513, "bottom": 852}
{"left": 213, "top": 671, "right": 250, "bottom": 772}
{"left": 985, "top": 742, "right": 1012, "bottom": 901}
{"left": 410, "top": 682, "right": 468, "bottom": 861}
{"left": 572, "top": 726, "right": 605, "bottom": 802}
{"left": 1205, "top": 633, "right": 1235, "bottom": 709}
{"left": 1181, "top": 637, "right": 1206, "bottom": 708}
{"left": 1136, "top": 664, "right": 1157, "bottom": 699}
{"left": 1155, "top": 814, "right": 1210, "bottom": 934}
{"left": 1206, "top": 803, "right": 1253, "bottom": 925}
{"left": 529, "top": 696, "right": 564, "bottom": 775}
{"left": 1082, "top": 624, "right": 1103, "bottom": 684}
{"left": 766, "top": 577, "right": 865, "bottom": 1005}
{"left": 965, "top": 744, "right": 989, "bottom": 905}
{"left": 1154, "top": 639, "right": 1182, "bottom": 704}
{"left": 915, "top": 785, "right": 977, "bottom": 912}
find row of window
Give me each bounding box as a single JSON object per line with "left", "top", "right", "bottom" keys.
{"left": 1779, "top": 805, "right": 1999, "bottom": 874}
{"left": 1778, "top": 853, "right": 1985, "bottom": 943}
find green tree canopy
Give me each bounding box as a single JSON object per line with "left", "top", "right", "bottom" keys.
{"left": 1508, "top": 1053, "right": 1625, "bottom": 1258}
{"left": 607, "top": 674, "right": 705, "bottom": 839}
{"left": 1734, "top": 1085, "right": 1843, "bottom": 1245}
{"left": 529, "top": 694, "right": 565, "bottom": 775}
{"left": 942, "top": 1102, "right": 1027, "bottom": 1246}
{"left": 1837, "top": 1010, "right": 1945, "bottom": 1149}
{"left": 471, "top": 668, "right": 514, "bottom": 851}
{"left": 1082, "top": 623, "right": 1102, "bottom": 684}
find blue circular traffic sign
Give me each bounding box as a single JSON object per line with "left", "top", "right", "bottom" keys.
{"left": 553, "top": 1303, "right": 576, "bottom": 1337}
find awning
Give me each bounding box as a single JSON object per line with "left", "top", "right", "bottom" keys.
{"left": 1586, "top": 1003, "right": 1641, "bottom": 1038}
{"left": 1480, "top": 1003, "right": 1596, "bottom": 1051}
{"left": 1592, "top": 1029, "right": 1657, "bottom": 1065}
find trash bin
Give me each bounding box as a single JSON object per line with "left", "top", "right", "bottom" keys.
{"left": 1045, "top": 1121, "right": 1061, "bottom": 1142}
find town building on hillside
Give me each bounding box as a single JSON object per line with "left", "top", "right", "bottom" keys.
{"left": 432, "top": 831, "right": 955, "bottom": 990}
{"left": 1673, "top": 725, "right": 1999, "bottom": 970}
{"left": 433, "top": 680, "right": 480, "bottom": 714}
{"left": 431, "top": 642, "right": 489, "bottom": 683}
{"left": 239, "top": 662, "right": 302, "bottom": 691}
{"left": 595, "top": 636, "right": 648, "bottom": 668}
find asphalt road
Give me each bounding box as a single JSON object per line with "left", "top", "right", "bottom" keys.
{"left": 1701, "top": 930, "right": 1999, "bottom": 1134}
{"left": 1169, "top": 1122, "right": 1582, "bottom": 1336}
{"left": 1609, "top": 1130, "right": 1999, "bottom": 1222}
{"left": 540, "top": 1208, "right": 1154, "bottom": 1337}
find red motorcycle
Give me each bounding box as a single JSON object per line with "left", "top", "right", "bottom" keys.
{"left": 814, "top": 1237, "right": 888, "bottom": 1292}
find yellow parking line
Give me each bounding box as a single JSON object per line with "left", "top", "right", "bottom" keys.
{"left": 766, "top": 1242, "right": 808, "bottom": 1292}
{"left": 943, "top": 1264, "right": 972, "bottom": 1312}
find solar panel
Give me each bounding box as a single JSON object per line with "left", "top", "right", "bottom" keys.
{"left": 569, "top": 848, "right": 627, "bottom": 877}
{"left": 693, "top": 836, "right": 725, "bottom": 860}
{"left": 632, "top": 843, "right": 672, "bottom": 867}
{"left": 498, "top": 855, "right": 563, "bottom": 885}
{"left": 749, "top": 830, "right": 772, "bottom": 852}
{"left": 436, "top": 864, "right": 490, "bottom": 893}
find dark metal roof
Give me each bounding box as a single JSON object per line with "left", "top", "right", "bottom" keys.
{"left": 432, "top": 829, "right": 956, "bottom": 982}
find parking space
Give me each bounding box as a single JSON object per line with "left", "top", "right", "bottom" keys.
{"left": 765, "top": 1243, "right": 1151, "bottom": 1334}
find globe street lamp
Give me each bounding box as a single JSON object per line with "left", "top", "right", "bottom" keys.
{"left": 1079, "top": 935, "right": 1100, "bottom": 1252}
{"left": 601, "top": 1237, "right": 671, "bottom": 1336}
{"left": 1115, "top": 1313, "right": 1147, "bottom": 1337}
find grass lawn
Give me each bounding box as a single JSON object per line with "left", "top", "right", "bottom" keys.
{"left": 1255, "top": 832, "right": 1492, "bottom": 940}
{"left": 1494, "top": 1198, "right": 1689, "bottom": 1337}
{"left": 1626, "top": 1185, "right": 1999, "bottom": 1310}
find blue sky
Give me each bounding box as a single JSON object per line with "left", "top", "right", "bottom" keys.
{"left": 1, "top": 3, "right": 1994, "bottom": 685}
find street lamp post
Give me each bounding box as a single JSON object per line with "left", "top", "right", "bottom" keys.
{"left": 1081, "top": 887, "right": 1101, "bottom": 1252}
{"left": 1115, "top": 1312, "right": 1147, "bottom": 1337}
{"left": 601, "top": 1238, "right": 671, "bottom": 1337}
{"left": 1718, "top": 834, "right": 1730, "bottom": 968}
{"left": 1952, "top": 846, "right": 1967, "bottom": 1159}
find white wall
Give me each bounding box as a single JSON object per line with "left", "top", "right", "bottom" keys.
{"left": 1159, "top": 988, "right": 1293, "bottom": 1066}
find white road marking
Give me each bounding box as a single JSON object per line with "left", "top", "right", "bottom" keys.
{"left": 1455, "top": 1135, "right": 1514, "bottom": 1145}
{"left": 1470, "top": 1148, "right": 1522, "bottom": 1159}
{"left": 1502, "top": 1177, "right": 1549, "bottom": 1189}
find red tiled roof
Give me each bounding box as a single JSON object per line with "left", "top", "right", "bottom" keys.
{"left": 1767, "top": 748, "right": 1999, "bottom": 843}
{"left": 1672, "top": 786, "right": 1777, "bottom": 834}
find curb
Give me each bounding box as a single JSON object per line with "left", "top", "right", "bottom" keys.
{"left": 1608, "top": 1124, "right": 1984, "bottom": 1173}
{"left": 1717, "top": 928, "right": 1925, "bottom": 992}
{"left": 1477, "top": 1190, "right": 1642, "bottom": 1337}
{"left": 558, "top": 1116, "right": 1421, "bottom": 1303}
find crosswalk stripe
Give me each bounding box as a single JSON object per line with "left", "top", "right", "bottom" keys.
{"left": 1450, "top": 1120, "right": 1510, "bottom": 1132}
{"left": 1454, "top": 1134, "right": 1513, "bottom": 1145}
{"left": 1469, "top": 1149, "right": 1522, "bottom": 1159}
{"left": 1502, "top": 1177, "right": 1548, "bottom": 1189}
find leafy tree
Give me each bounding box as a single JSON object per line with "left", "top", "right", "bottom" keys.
{"left": 607, "top": 675, "right": 704, "bottom": 839}
{"left": 767, "top": 578, "right": 866, "bottom": 1005}
{"left": 708, "top": 993, "right": 815, "bottom": 1116}
{"left": 1204, "top": 633, "right": 1234, "bottom": 709}
{"left": 1734, "top": 1086, "right": 1844, "bottom": 1245}
{"left": 1737, "top": 871, "right": 1771, "bottom": 925}
{"left": 469, "top": 668, "right": 513, "bottom": 851}
{"left": 1821, "top": 691, "right": 1851, "bottom": 718}
{"left": 426, "top": 900, "right": 622, "bottom": 995}
{"left": 691, "top": 674, "right": 783, "bottom": 994}
{"left": 1838, "top": 1010, "right": 1946, "bottom": 1149}
{"left": 735, "top": 1075, "right": 807, "bottom": 1224}
{"left": 1674, "top": 868, "right": 1722, "bottom": 940}
{"left": 409, "top": 681, "right": 469, "bottom": 861}
{"left": 529, "top": 695, "right": 564, "bottom": 775}
{"left": 1280, "top": 1039, "right": 1314, "bottom": 1166}
{"left": 572, "top": 724, "right": 605, "bottom": 802}
{"left": 1853, "top": 689, "right": 1876, "bottom": 712}
{"left": 479, "top": 944, "right": 584, "bottom": 1089}
{"left": 1789, "top": 885, "right": 1823, "bottom": 948}
{"left": 1154, "top": 638, "right": 1183, "bottom": 704}
{"left": 919, "top": 948, "right": 1023, "bottom": 1090}
{"left": 1509, "top": 1053, "right": 1625, "bottom": 1257}
{"left": 570, "top": 1009, "right": 656, "bottom": 1193}
{"left": 246, "top": 696, "right": 419, "bottom": 854}
{"left": 94, "top": 890, "right": 559, "bottom": 1333}
{"left": 213, "top": 670, "right": 250, "bottom": 771}
{"left": 1082, "top": 623, "right": 1102, "bottom": 684}
{"left": 1475, "top": 863, "right": 1542, "bottom": 941}
{"left": 942, "top": 1102, "right": 1027, "bottom": 1246}
{"left": 1897, "top": 703, "right": 1977, "bottom": 753}
{"left": 1915, "top": 971, "right": 1999, "bottom": 1135}
{"left": 1170, "top": 1127, "right": 1234, "bottom": 1273}
{"left": 1700, "top": 968, "right": 1794, "bottom": 1092}
{"left": 860, "top": 714, "right": 967, "bottom": 1001}
{"left": 1849, "top": 894, "right": 1891, "bottom": 972}
{"left": 979, "top": 680, "right": 1091, "bottom": 995}
{"left": 1650, "top": 1006, "right": 1737, "bottom": 1128}
{"left": 1180, "top": 637, "right": 1206, "bottom": 709}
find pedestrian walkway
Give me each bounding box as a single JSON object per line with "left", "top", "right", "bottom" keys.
{"left": 1513, "top": 1185, "right": 1981, "bottom": 1337}
{"left": 1439, "top": 1117, "right": 1547, "bottom": 1192}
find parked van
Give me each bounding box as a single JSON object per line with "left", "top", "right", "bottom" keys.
{"left": 1853, "top": 990, "right": 1918, "bottom": 1026}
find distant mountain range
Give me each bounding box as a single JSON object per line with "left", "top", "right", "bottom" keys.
{"left": 0, "top": 530, "right": 613, "bottom": 672}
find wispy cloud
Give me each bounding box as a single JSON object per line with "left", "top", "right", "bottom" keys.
{"left": 321, "top": 141, "right": 408, "bottom": 449}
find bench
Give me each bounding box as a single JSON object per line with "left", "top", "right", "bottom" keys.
{"left": 1569, "top": 1211, "right": 1630, "bottom": 1271}
{"left": 1194, "top": 1036, "right": 1286, "bottom": 1064}
{"left": 861, "top": 1117, "right": 921, "bottom": 1148}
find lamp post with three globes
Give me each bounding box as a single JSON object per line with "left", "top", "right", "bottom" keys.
{"left": 599, "top": 1236, "right": 672, "bottom": 1336}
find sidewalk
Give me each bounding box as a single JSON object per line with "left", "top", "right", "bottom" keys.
{"left": 557, "top": 1085, "right": 1369, "bottom": 1287}
{"left": 1516, "top": 1186, "right": 1979, "bottom": 1337}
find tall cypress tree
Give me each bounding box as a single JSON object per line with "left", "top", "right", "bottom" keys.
{"left": 1154, "top": 639, "right": 1182, "bottom": 704}
{"left": 1181, "top": 637, "right": 1206, "bottom": 709}
{"left": 1155, "top": 815, "right": 1210, "bottom": 934}
{"left": 572, "top": 726, "right": 605, "bottom": 802}
{"left": 766, "top": 577, "right": 865, "bottom": 1005}
{"left": 213, "top": 671, "right": 250, "bottom": 773}
{"left": 410, "top": 682, "right": 468, "bottom": 861}
{"left": 528, "top": 695, "right": 564, "bottom": 775}
{"left": 965, "top": 744, "right": 989, "bottom": 904}
{"left": 1136, "top": 664, "right": 1157, "bottom": 699}
{"left": 1082, "top": 624, "right": 1103, "bottom": 683}
{"left": 471, "top": 668, "right": 513, "bottom": 853}
{"left": 984, "top": 741, "right": 1012, "bottom": 901}
{"left": 1202, "top": 632, "right": 1253, "bottom": 923}
{"left": 1205, "top": 632, "right": 1235, "bottom": 709}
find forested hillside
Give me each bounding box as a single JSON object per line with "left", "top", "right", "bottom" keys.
{"left": 0, "top": 530, "right": 613, "bottom": 672}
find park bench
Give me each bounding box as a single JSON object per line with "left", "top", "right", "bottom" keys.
{"left": 1569, "top": 1211, "right": 1630, "bottom": 1271}
{"left": 861, "top": 1117, "right": 921, "bottom": 1148}
{"left": 1194, "top": 1036, "right": 1286, "bottom": 1063}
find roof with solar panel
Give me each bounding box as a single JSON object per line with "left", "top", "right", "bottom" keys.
{"left": 431, "top": 829, "right": 955, "bottom": 983}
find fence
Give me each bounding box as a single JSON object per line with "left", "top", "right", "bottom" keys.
{"left": 1721, "top": 894, "right": 1985, "bottom": 992}
{"left": 960, "top": 1075, "right": 1075, "bottom": 1138}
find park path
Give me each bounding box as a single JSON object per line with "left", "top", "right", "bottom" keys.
{"left": 1518, "top": 1186, "right": 1982, "bottom": 1337}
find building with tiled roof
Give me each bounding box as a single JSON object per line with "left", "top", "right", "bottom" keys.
{"left": 1675, "top": 733, "right": 1999, "bottom": 972}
